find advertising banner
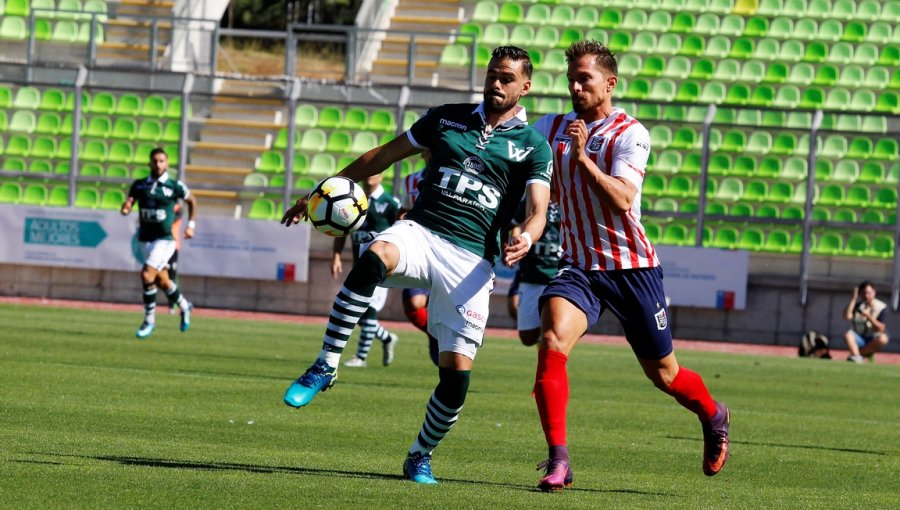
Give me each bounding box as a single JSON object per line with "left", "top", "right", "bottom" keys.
{"left": 0, "top": 205, "right": 310, "bottom": 282}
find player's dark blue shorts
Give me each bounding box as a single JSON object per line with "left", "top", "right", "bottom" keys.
{"left": 402, "top": 288, "right": 430, "bottom": 300}
{"left": 539, "top": 265, "right": 673, "bottom": 360}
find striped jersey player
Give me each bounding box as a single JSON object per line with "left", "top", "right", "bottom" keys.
{"left": 529, "top": 40, "right": 731, "bottom": 492}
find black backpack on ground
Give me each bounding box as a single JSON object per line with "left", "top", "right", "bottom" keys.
{"left": 799, "top": 330, "right": 831, "bottom": 359}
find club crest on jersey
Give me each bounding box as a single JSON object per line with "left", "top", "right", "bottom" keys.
{"left": 374, "top": 203, "right": 388, "bottom": 213}
{"left": 654, "top": 308, "right": 668, "bottom": 330}
{"left": 463, "top": 156, "right": 485, "bottom": 174}
{"left": 587, "top": 137, "right": 604, "bottom": 152}
{"left": 507, "top": 141, "right": 535, "bottom": 162}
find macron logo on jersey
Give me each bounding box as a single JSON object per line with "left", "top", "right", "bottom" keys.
{"left": 507, "top": 141, "right": 535, "bottom": 162}
{"left": 439, "top": 118, "right": 468, "bottom": 131}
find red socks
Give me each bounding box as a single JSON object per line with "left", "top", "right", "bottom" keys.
{"left": 665, "top": 366, "right": 717, "bottom": 421}
{"left": 534, "top": 349, "right": 569, "bottom": 447}
{"left": 405, "top": 307, "right": 428, "bottom": 333}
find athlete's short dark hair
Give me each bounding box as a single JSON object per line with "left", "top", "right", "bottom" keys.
{"left": 565, "top": 40, "right": 618, "bottom": 76}
{"left": 149, "top": 147, "right": 167, "bottom": 161}
{"left": 491, "top": 45, "right": 533, "bottom": 78}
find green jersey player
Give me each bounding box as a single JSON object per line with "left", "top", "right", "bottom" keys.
{"left": 121, "top": 147, "right": 197, "bottom": 339}
{"left": 331, "top": 173, "right": 402, "bottom": 368}
{"left": 280, "top": 46, "right": 553, "bottom": 484}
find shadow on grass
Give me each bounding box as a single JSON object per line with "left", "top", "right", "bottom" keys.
{"left": 666, "top": 436, "right": 890, "bottom": 456}
{"left": 38, "top": 453, "right": 672, "bottom": 495}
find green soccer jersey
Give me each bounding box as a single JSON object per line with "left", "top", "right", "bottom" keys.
{"left": 349, "top": 186, "right": 401, "bottom": 262}
{"left": 516, "top": 201, "right": 562, "bottom": 285}
{"left": 127, "top": 173, "right": 190, "bottom": 242}
{"left": 405, "top": 103, "right": 553, "bottom": 262}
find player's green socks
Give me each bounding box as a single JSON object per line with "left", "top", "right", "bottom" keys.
{"left": 410, "top": 368, "right": 471, "bottom": 455}
{"left": 320, "top": 250, "right": 387, "bottom": 366}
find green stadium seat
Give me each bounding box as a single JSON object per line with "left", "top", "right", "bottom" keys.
{"left": 317, "top": 106, "right": 343, "bottom": 129}
{"left": 5, "top": 134, "right": 30, "bottom": 156}
{"left": 619, "top": 9, "right": 647, "bottom": 31}
{"left": 256, "top": 150, "right": 284, "bottom": 174}
{"left": 13, "top": 87, "right": 40, "bottom": 110}
{"left": 737, "top": 228, "right": 765, "bottom": 251}
{"left": 761, "top": 110, "right": 785, "bottom": 128}
{"left": 694, "top": 13, "right": 719, "bottom": 35}
{"left": 472, "top": 0, "right": 498, "bottom": 23}
{"left": 157, "top": 121, "right": 179, "bottom": 143}
{"left": 350, "top": 131, "right": 379, "bottom": 154}
{"left": 870, "top": 234, "right": 895, "bottom": 259}
{"left": 743, "top": 180, "right": 768, "bottom": 201}
{"left": 858, "top": 162, "right": 885, "bottom": 183}
{"left": 880, "top": 45, "right": 900, "bottom": 66}
{"left": 832, "top": 208, "right": 858, "bottom": 224}
{"left": 756, "top": 0, "right": 782, "bottom": 16}
{"left": 711, "top": 226, "right": 738, "bottom": 250}
{"left": 112, "top": 117, "right": 137, "bottom": 140}
{"left": 757, "top": 156, "right": 781, "bottom": 178}
{"left": 874, "top": 138, "right": 899, "bottom": 161}
{"left": 875, "top": 187, "right": 898, "bottom": 208}
{"left": 28, "top": 159, "right": 53, "bottom": 175}
{"left": 842, "top": 21, "right": 867, "bottom": 43}
{"left": 699, "top": 81, "right": 725, "bottom": 104}
{"left": 866, "top": 22, "right": 892, "bottom": 44}
{"left": 9, "top": 110, "right": 36, "bottom": 133}
{"left": 555, "top": 27, "right": 581, "bottom": 49}
{"left": 439, "top": 45, "right": 468, "bottom": 67}
{"left": 51, "top": 20, "right": 78, "bottom": 42}
{"left": 498, "top": 1, "right": 523, "bottom": 23}
{"left": 296, "top": 128, "right": 325, "bottom": 153}
{"left": 662, "top": 223, "right": 691, "bottom": 246}
{"left": 30, "top": 136, "right": 56, "bottom": 158}
{"left": 248, "top": 198, "right": 276, "bottom": 220}
{"left": 107, "top": 141, "right": 133, "bottom": 163}
{"left": 308, "top": 153, "right": 336, "bottom": 177}
{"left": 0, "top": 17, "right": 27, "bottom": 40}
{"left": 165, "top": 96, "right": 190, "bottom": 119}
{"left": 764, "top": 229, "right": 792, "bottom": 253}
{"left": 97, "top": 188, "right": 125, "bottom": 210}
{"left": 593, "top": 7, "right": 617, "bottom": 29}
{"left": 508, "top": 25, "right": 534, "bottom": 49}
{"left": 75, "top": 187, "right": 100, "bottom": 209}
{"left": 84, "top": 116, "right": 111, "bottom": 138}
{"left": 608, "top": 31, "right": 631, "bottom": 52}
{"left": 523, "top": 4, "right": 549, "bottom": 25}
{"left": 847, "top": 137, "right": 872, "bottom": 160}
{"left": 54, "top": 138, "right": 73, "bottom": 159}
{"left": 713, "top": 177, "right": 743, "bottom": 201}
{"left": 844, "top": 184, "right": 871, "bottom": 207}
{"left": 875, "top": 92, "right": 899, "bottom": 115}
{"left": 678, "top": 34, "right": 704, "bottom": 56}
{"left": 481, "top": 23, "right": 508, "bottom": 46}
{"left": 719, "top": 15, "right": 744, "bottom": 36}
{"left": 136, "top": 119, "right": 162, "bottom": 141}
{"left": 272, "top": 128, "right": 297, "bottom": 150}
{"left": 1, "top": 182, "right": 24, "bottom": 204}
{"left": 81, "top": 139, "right": 107, "bottom": 161}
{"left": 831, "top": 160, "right": 859, "bottom": 183}
{"left": 22, "top": 184, "right": 48, "bottom": 206}
{"left": 105, "top": 164, "right": 129, "bottom": 179}
{"left": 643, "top": 174, "right": 667, "bottom": 196}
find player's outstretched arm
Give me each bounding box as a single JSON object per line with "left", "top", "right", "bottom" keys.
{"left": 120, "top": 196, "right": 134, "bottom": 215}
{"left": 503, "top": 183, "right": 550, "bottom": 266}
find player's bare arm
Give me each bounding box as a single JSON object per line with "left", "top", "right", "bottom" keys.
{"left": 183, "top": 194, "right": 198, "bottom": 239}
{"left": 120, "top": 196, "right": 135, "bottom": 215}
{"left": 565, "top": 119, "right": 637, "bottom": 213}
{"left": 331, "top": 236, "right": 347, "bottom": 279}
{"left": 503, "top": 183, "right": 550, "bottom": 266}
{"left": 281, "top": 135, "right": 420, "bottom": 227}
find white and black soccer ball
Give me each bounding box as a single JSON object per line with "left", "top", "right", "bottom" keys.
{"left": 306, "top": 176, "right": 368, "bottom": 237}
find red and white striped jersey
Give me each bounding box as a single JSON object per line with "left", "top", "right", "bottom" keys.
{"left": 400, "top": 169, "right": 425, "bottom": 210}
{"left": 532, "top": 108, "right": 658, "bottom": 271}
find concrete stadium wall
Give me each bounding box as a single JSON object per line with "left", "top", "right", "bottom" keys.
{"left": 2, "top": 255, "right": 898, "bottom": 355}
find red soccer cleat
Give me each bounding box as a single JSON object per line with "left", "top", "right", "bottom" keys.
{"left": 537, "top": 458, "right": 573, "bottom": 492}
{"left": 702, "top": 401, "right": 731, "bottom": 476}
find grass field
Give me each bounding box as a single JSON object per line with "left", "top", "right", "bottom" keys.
{"left": 2, "top": 303, "right": 899, "bottom": 509}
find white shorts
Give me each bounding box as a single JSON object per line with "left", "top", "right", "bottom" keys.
{"left": 517, "top": 282, "right": 547, "bottom": 332}
{"left": 140, "top": 239, "right": 177, "bottom": 271}
{"left": 376, "top": 220, "right": 494, "bottom": 360}
{"left": 370, "top": 286, "right": 388, "bottom": 312}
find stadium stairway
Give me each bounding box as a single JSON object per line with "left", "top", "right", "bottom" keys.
{"left": 367, "top": 0, "right": 463, "bottom": 85}
{"left": 187, "top": 79, "right": 285, "bottom": 218}
{"left": 94, "top": 0, "right": 174, "bottom": 67}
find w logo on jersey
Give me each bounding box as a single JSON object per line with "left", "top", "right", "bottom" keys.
{"left": 507, "top": 141, "right": 534, "bottom": 162}
{"left": 374, "top": 203, "right": 388, "bottom": 213}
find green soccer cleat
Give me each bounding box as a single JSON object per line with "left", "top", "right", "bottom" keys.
{"left": 135, "top": 321, "right": 155, "bottom": 339}
{"left": 283, "top": 359, "right": 337, "bottom": 408}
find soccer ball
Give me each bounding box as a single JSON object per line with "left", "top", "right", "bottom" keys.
{"left": 306, "top": 176, "right": 368, "bottom": 236}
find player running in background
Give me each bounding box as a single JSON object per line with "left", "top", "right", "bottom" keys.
{"left": 121, "top": 147, "right": 196, "bottom": 339}
{"left": 333, "top": 173, "right": 401, "bottom": 368}
{"left": 280, "top": 46, "right": 552, "bottom": 485}
{"left": 398, "top": 155, "right": 439, "bottom": 366}
{"left": 510, "top": 192, "right": 562, "bottom": 346}
{"left": 530, "top": 41, "right": 730, "bottom": 491}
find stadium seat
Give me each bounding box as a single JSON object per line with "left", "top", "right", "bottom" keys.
{"left": 5, "top": 134, "right": 31, "bottom": 156}
{"left": 350, "top": 131, "right": 379, "bottom": 155}
{"left": 711, "top": 226, "right": 738, "bottom": 250}
{"left": 22, "top": 184, "right": 48, "bottom": 206}
{"left": 737, "top": 228, "right": 765, "bottom": 251}
{"left": 498, "top": 1, "right": 523, "bottom": 23}
{"left": 248, "top": 198, "right": 276, "bottom": 220}
{"left": 812, "top": 232, "right": 843, "bottom": 256}
{"left": 256, "top": 150, "right": 284, "bottom": 174}
{"left": 0, "top": 17, "right": 27, "bottom": 40}
{"left": 325, "top": 130, "right": 352, "bottom": 153}
{"left": 309, "top": 153, "right": 336, "bottom": 177}
{"left": 112, "top": 118, "right": 137, "bottom": 140}
{"left": 509, "top": 25, "right": 534, "bottom": 49}
{"left": 136, "top": 119, "right": 162, "bottom": 141}
{"left": 764, "top": 229, "right": 792, "bottom": 253}
{"left": 296, "top": 128, "right": 325, "bottom": 153}
{"left": 870, "top": 234, "right": 895, "bottom": 259}
{"left": 105, "top": 164, "right": 129, "bottom": 179}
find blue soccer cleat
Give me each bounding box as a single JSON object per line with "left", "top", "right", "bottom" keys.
{"left": 135, "top": 321, "right": 155, "bottom": 339}
{"left": 180, "top": 302, "right": 193, "bottom": 332}
{"left": 403, "top": 452, "right": 438, "bottom": 484}
{"left": 283, "top": 359, "right": 337, "bottom": 408}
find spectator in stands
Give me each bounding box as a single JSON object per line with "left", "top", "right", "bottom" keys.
{"left": 844, "top": 281, "right": 889, "bottom": 363}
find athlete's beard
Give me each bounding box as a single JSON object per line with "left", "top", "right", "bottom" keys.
{"left": 484, "top": 90, "right": 519, "bottom": 115}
